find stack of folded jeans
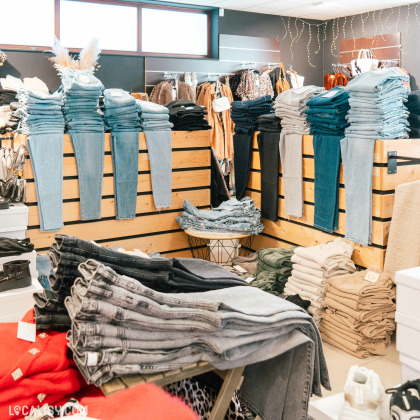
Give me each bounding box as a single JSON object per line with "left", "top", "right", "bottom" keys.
{"left": 176, "top": 197, "right": 264, "bottom": 234}
{"left": 16, "top": 90, "right": 65, "bottom": 232}
{"left": 321, "top": 270, "right": 396, "bottom": 358}
{"left": 136, "top": 100, "right": 173, "bottom": 210}
{"left": 251, "top": 247, "right": 295, "bottom": 296}
{"left": 342, "top": 67, "right": 410, "bottom": 245}
{"left": 166, "top": 99, "right": 211, "bottom": 131}
{"left": 60, "top": 68, "right": 105, "bottom": 221}
{"left": 65, "top": 258, "right": 329, "bottom": 420}
{"left": 257, "top": 113, "right": 282, "bottom": 132}
{"left": 33, "top": 234, "right": 250, "bottom": 331}
{"left": 103, "top": 89, "right": 141, "bottom": 220}
{"left": 257, "top": 114, "right": 282, "bottom": 221}
{"left": 231, "top": 95, "right": 273, "bottom": 199}
{"left": 305, "top": 87, "right": 350, "bottom": 233}
{"left": 284, "top": 238, "right": 356, "bottom": 325}
{"left": 231, "top": 95, "right": 274, "bottom": 134}
{"left": 406, "top": 90, "right": 420, "bottom": 138}
{"left": 275, "top": 86, "right": 325, "bottom": 218}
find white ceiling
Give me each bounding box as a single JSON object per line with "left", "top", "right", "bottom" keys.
{"left": 158, "top": 0, "right": 419, "bottom": 20}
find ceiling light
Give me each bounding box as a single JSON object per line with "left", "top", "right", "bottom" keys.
{"left": 313, "top": 1, "right": 323, "bottom": 5}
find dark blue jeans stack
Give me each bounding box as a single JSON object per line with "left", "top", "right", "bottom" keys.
{"left": 60, "top": 68, "right": 105, "bottom": 221}
{"left": 103, "top": 89, "right": 141, "bottom": 219}
{"left": 231, "top": 95, "right": 274, "bottom": 199}
{"left": 305, "top": 87, "right": 350, "bottom": 234}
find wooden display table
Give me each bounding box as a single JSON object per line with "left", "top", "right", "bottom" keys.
{"left": 246, "top": 134, "right": 420, "bottom": 269}
{"left": 185, "top": 228, "right": 254, "bottom": 265}
{"left": 100, "top": 362, "right": 245, "bottom": 420}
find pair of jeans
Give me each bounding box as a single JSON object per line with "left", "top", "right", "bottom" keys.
{"left": 257, "top": 131, "right": 280, "bottom": 221}
{"left": 340, "top": 137, "right": 376, "bottom": 245}
{"left": 279, "top": 131, "right": 303, "bottom": 217}
{"left": 27, "top": 133, "right": 64, "bottom": 231}
{"left": 103, "top": 89, "right": 141, "bottom": 219}
{"left": 60, "top": 69, "right": 105, "bottom": 221}
{"left": 313, "top": 135, "right": 342, "bottom": 233}
{"left": 233, "top": 132, "right": 254, "bottom": 199}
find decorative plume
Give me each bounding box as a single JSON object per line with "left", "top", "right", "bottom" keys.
{"left": 78, "top": 38, "right": 101, "bottom": 73}
{"left": 49, "top": 37, "right": 101, "bottom": 74}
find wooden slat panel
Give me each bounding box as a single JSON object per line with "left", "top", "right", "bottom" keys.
{"left": 261, "top": 219, "right": 385, "bottom": 269}
{"left": 26, "top": 169, "right": 211, "bottom": 203}
{"left": 162, "top": 249, "right": 193, "bottom": 258}
{"left": 25, "top": 149, "right": 210, "bottom": 179}
{"left": 246, "top": 190, "right": 390, "bottom": 246}
{"left": 28, "top": 211, "right": 185, "bottom": 249}
{"left": 97, "top": 232, "right": 190, "bottom": 255}
{"left": 247, "top": 171, "right": 394, "bottom": 219}
{"left": 28, "top": 189, "right": 210, "bottom": 225}
{"left": 375, "top": 138, "right": 420, "bottom": 163}
{"left": 16, "top": 131, "right": 211, "bottom": 159}
{"left": 339, "top": 33, "right": 400, "bottom": 52}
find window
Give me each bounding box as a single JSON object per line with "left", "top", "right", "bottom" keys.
{"left": 0, "top": 0, "right": 214, "bottom": 57}
{"left": 59, "top": 0, "right": 138, "bottom": 52}
{"left": 0, "top": 0, "right": 55, "bottom": 48}
{"left": 141, "top": 7, "right": 209, "bottom": 57}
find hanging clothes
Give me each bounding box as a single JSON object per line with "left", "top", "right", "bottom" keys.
{"left": 236, "top": 70, "right": 274, "bottom": 101}
{"left": 196, "top": 81, "right": 234, "bottom": 160}
{"left": 287, "top": 69, "right": 305, "bottom": 89}
{"left": 150, "top": 80, "right": 195, "bottom": 105}
{"left": 324, "top": 71, "right": 349, "bottom": 90}
{"left": 275, "top": 63, "right": 290, "bottom": 95}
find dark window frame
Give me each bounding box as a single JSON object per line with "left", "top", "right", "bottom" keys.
{"left": 0, "top": 0, "right": 214, "bottom": 59}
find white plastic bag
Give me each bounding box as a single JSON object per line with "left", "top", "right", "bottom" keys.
{"left": 351, "top": 49, "right": 379, "bottom": 76}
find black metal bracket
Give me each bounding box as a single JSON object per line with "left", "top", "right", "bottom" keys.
{"left": 388, "top": 151, "right": 420, "bottom": 174}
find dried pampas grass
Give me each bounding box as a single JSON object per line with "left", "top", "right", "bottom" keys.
{"left": 49, "top": 38, "right": 101, "bottom": 73}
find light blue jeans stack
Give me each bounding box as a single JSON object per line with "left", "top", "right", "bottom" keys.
{"left": 342, "top": 68, "right": 410, "bottom": 245}
{"left": 60, "top": 69, "right": 105, "bottom": 221}
{"left": 17, "top": 90, "right": 65, "bottom": 232}
{"left": 136, "top": 100, "right": 173, "bottom": 210}
{"left": 103, "top": 89, "right": 141, "bottom": 219}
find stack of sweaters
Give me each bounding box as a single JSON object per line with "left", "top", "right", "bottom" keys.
{"left": 251, "top": 247, "right": 295, "bottom": 296}
{"left": 166, "top": 99, "right": 211, "bottom": 131}
{"left": 284, "top": 238, "right": 356, "bottom": 325}
{"left": 321, "top": 270, "right": 396, "bottom": 358}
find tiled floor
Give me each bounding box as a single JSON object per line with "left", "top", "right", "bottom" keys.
{"left": 313, "top": 336, "right": 401, "bottom": 400}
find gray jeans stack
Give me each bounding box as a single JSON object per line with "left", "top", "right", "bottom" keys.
{"left": 65, "top": 259, "right": 330, "bottom": 420}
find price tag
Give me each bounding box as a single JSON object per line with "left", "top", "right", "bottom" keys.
{"left": 323, "top": 90, "right": 339, "bottom": 98}
{"left": 244, "top": 276, "right": 255, "bottom": 283}
{"left": 87, "top": 352, "right": 98, "bottom": 367}
{"left": 79, "top": 74, "right": 91, "bottom": 84}
{"left": 233, "top": 265, "right": 247, "bottom": 274}
{"left": 110, "top": 90, "right": 123, "bottom": 97}
{"left": 364, "top": 271, "right": 380, "bottom": 283}
{"left": 17, "top": 321, "right": 36, "bottom": 342}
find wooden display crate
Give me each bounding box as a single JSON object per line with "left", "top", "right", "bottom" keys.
{"left": 11, "top": 131, "right": 211, "bottom": 254}
{"left": 246, "top": 134, "right": 420, "bottom": 269}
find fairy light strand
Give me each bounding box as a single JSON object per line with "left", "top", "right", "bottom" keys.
{"left": 307, "top": 25, "right": 316, "bottom": 67}
{"left": 405, "top": 4, "right": 410, "bottom": 39}
{"left": 314, "top": 24, "right": 321, "bottom": 54}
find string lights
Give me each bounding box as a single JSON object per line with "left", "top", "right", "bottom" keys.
{"left": 277, "top": 3, "right": 420, "bottom": 69}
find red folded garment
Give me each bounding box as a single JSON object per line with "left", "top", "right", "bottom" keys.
{"left": 0, "top": 310, "right": 86, "bottom": 419}
{"left": 76, "top": 384, "right": 198, "bottom": 420}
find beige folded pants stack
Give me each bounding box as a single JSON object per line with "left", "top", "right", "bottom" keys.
{"left": 320, "top": 270, "right": 396, "bottom": 358}
{"left": 283, "top": 238, "right": 356, "bottom": 325}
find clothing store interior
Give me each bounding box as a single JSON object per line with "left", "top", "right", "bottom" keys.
{"left": 2, "top": 0, "right": 420, "bottom": 419}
